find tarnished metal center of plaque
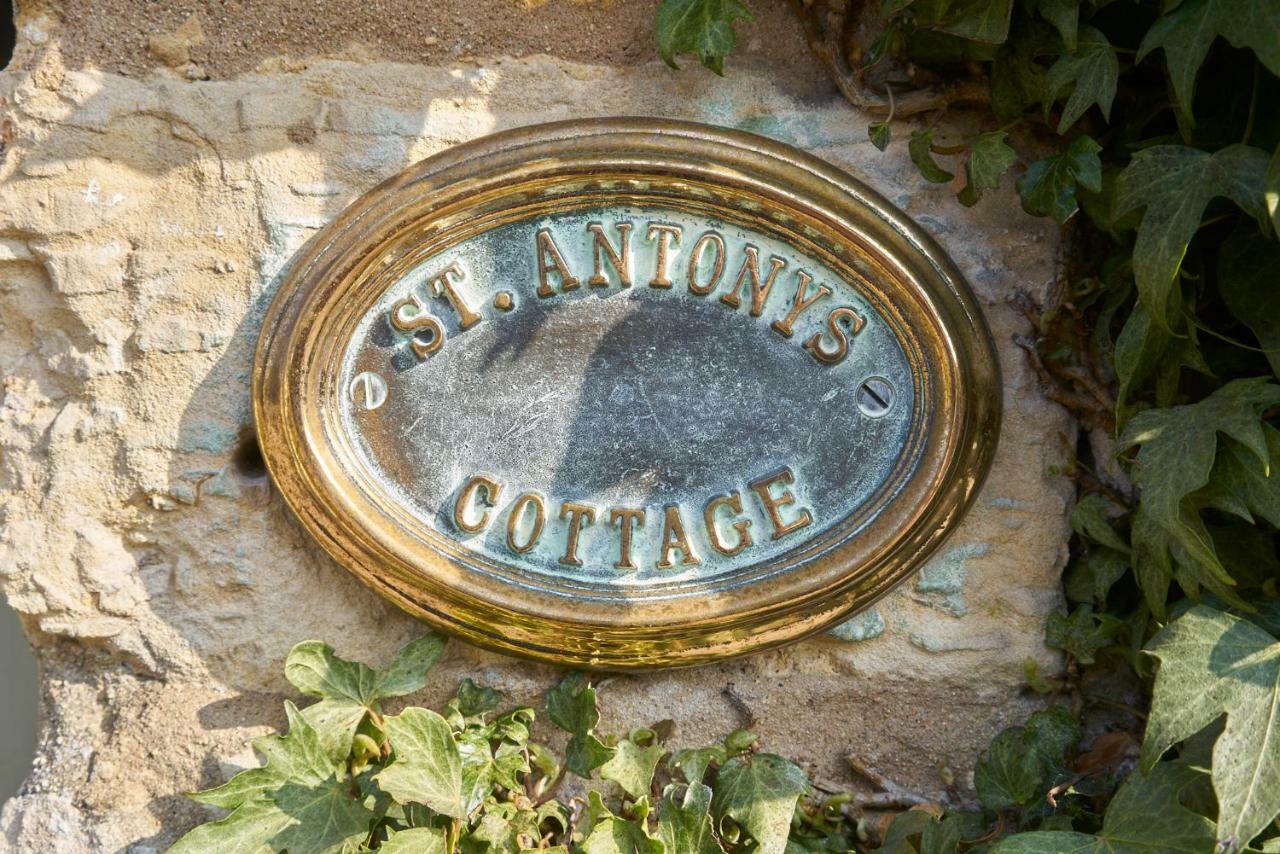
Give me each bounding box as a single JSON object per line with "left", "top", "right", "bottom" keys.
{"left": 254, "top": 119, "right": 1000, "bottom": 668}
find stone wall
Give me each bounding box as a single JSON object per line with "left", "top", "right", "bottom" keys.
{"left": 0, "top": 3, "right": 1072, "bottom": 849}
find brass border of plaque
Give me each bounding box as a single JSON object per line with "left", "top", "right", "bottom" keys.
{"left": 254, "top": 118, "right": 1001, "bottom": 668}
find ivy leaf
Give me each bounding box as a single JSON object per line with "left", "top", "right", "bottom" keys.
{"left": 1017, "top": 135, "right": 1102, "bottom": 223}
{"left": 546, "top": 673, "right": 616, "bottom": 777}
{"left": 1046, "top": 604, "right": 1124, "bottom": 664}
{"left": 1046, "top": 26, "right": 1119, "bottom": 132}
{"left": 869, "top": 121, "right": 892, "bottom": 152}
{"left": 601, "top": 729, "right": 667, "bottom": 799}
{"left": 711, "top": 753, "right": 809, "bottom": 854}
{"left": 580, "top": 792, "right": 664, "bottom": 854}
{"left": 960, "top": 131, "right": 1018, "bottom": 205}
{"left": 173, "top": 703, "right": 373, "bottom": 854}
{"left": 375, "top": 708, "right": 467, "bottom": 819}
{"left": 990, "top": 26, "right": 1054, "bottom": 118}
{"left": 1142, "top": 605, "right": 1280, "bottom": 849}
{"left": 879, "top": 808, "right": 934, "bottom": 852}
{"left": 1118, "top": 378, "right": 1280, "bottom": 615}
{"left": 915, "top": 0, "right": 1015, "bottom": 43}
{"left": 909, "top": 130, "right": 956, "bottom": 183}
{"left": 670, "top": 745, "right": 726, "bottom": 784}
{"left": 1200, "top": 426, "right": 1280, "bottom": 528}
{"left": 656, "top": 782, "right": 719, "bottom": 854}
{"left": 1137, "top": 0, "right": 1280, "bottom": 121}
{"left": 285, "top": 640, "right": 380, "bottom": 759}
{"left": 381, "top": 826, "right": 449, "bottom": 854}
{"left": 1071, "top": 494, "right": 1131, "bottom": 554}
{"left": 1065, "top": 547, "right": 1130, "bottom": 607}
{"left": 1113, "top": 144, "right": 1269, "bottom": 331}
{"left": 284, "top": 634, "right": 445, "bottom": 761}
{"left": 374, "top": 633, "right": 448, "bottom": 698}
{"left": 1219, "top": 228, "right": 1280, "bottom": 378}
{"left": 655, "top": 0, "right": 752, "bottom": 75}
{"left": 992, "top": 762, "right": 1215, "bottom": 853}
{"left": 1027, "top": 0, "right": 1079, "bottom": 51}
{"left": 447, "top": 678, "right": 503, "bottom": 724}
{"left": 189, "top": 702, "right": 337, "bottom": 811}
{"left": 974, "top": 707, "right": 1080, "bottom": 810}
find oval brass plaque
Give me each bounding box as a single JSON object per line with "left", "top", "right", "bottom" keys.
{"left": 254, "top": 119, "right": 1000, "bottom": 668}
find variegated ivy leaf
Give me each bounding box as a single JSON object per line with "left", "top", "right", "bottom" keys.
{"left": 284, "top": 633, "right": 446, "bottom": 760}
{"left": 375, "top": 707, "right": 467, "bottom": 819}
{"left": 711, "top": 752, "right": 809, "bottom": 854}
{"left": 601, "top": 729, "right": 667, "bottom": 800}
{"left": 655, "top": 0, "right": 752, "bottom": 76}
{"left": 1143, "top": 605, "right": 1280, "bottom": 849}
{"left": 172, "top": 703, "right": 373, "bottom": 854}
{"left": 656, "top": 782, "right": 720, "bottom": 854}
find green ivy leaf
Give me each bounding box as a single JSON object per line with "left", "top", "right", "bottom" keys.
{"left": 960, "top": 131, "right": 1018, "bottom": 205}
{"left": 1114, "top": 297, "right": 1173, "bottom": 415}
{"left": 1071, "top": 494, "right": 1131, "bottom": 554}
{"left": 1065, "top": 547, "right": 1130, "bottom": 606}
{"left": 1046, "top": 26, "right": 1119, "bottom": 132}
{"left": 375, "top": 707, "right": 467, "bottom": 819}
{"left": 375, "top": 633, "right": 448, "bottom": 698}
{"left": 1143, "top": 605, "right": 1280, "bottom": 849}
{"left": 992, "top": 762, "right": 1215, "bottom": 853}
{"left": 546, "top": 673, "right": 617, "bottom": 777}
{"left": 284, "top": 634, "right": 445, "bottom": 761}
{"left": 1199, "top": 425, "right": 1280, "bottom": 530}
{"left": 869, "top": 121, "right": 892, "bottom": 152}
{"left": 1114, "top": 144, "right": 1269, "bottom": 331}
{"left": 670, "top": 745, "right": 726, "bottom": 784}
{"left": 601, "top": 729, "right": 667, "bottom": 799}
{"left": 990, "top": 26, "right": 1055, "bottom": 118}
{"left": 1219, "top": 229, "right": 1280, "bottom": 378}
{"left": 1137, "top": 0, "right": 1280, "bottom": 121}
{"left": 909, "top": 130, "right": 956, "bottom": 183}
{"left": 974, "top": 707, "right": 1080, "bottom": 810}
{"left": 655, "top": 0, "right": 752, "bottom": 75}
{"left": 381, "top": 826, "right": 449, "bottom": 854}
{"left": 580, "top": 792, "right": 665, "bottom": 853}
{"left": 1046, "top": 604, "right": 1124, "bottom": 664}
{"left": 1027, "top": 0, "right": 1079, "bottom": 51}
{"left": 189, "top": 702, "right": 336, "bottom": 811}
{"left": 711, "top": 753, "right": 809, "bottom": 854}
{"left": 879, "top": 808, "right": 934, "bottom": 853}
{"left": 173, "top": 703, "right": 373, "bottom": 854}
{"left": 913, "top": 0, "right": 1015, "bottom": 43}
{"left": 1017, "top": 135, "right": 1102, "bottom": 223}
{"left": 1118, "top": 378, "right": 1280, "bottom": 615}
{"left": 449, "top": 678, "right": 503, "bottom": 721}
{"left": 656, "top": 782, "right": 719, "bottom": 854}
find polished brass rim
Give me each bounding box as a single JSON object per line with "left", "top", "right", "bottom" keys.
{"left": 253, "top": 118, "right": 1001, "bottom": 668}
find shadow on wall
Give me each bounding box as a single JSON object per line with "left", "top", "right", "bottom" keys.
{"left": 0, "top": 595, "right": 37, "bottom": 803}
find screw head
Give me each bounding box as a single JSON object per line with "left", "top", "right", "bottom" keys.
{"left": 350, "top": 371, "right": 388, "bottom": 411}
{"left": 856, "top": 377, "right": 894, "bottom": 418}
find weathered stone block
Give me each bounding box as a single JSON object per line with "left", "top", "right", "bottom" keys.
{"left": 0, "top": 8, "right": 1073, "bottom": 850}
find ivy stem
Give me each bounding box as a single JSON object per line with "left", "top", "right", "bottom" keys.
{"left": 1243, "top": 59, "right": 1260, "bottom": 145}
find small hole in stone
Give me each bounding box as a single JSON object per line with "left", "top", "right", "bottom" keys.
{"left": 0, "top": 0, "right": 14, "bottom": 72}
{"left": 231, "top": 429, "right": 269, "bottom": 482}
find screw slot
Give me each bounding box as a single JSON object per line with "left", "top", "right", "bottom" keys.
{"left": 856, "top": 377, "right": 894, "bottom": 418}
{"left": 350, "top": 371, "right": 388, "bottom": 411}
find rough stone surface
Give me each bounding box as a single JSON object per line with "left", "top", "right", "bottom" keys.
{"left": 0, "top": 5, "right": 1073, "bottom": 850}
